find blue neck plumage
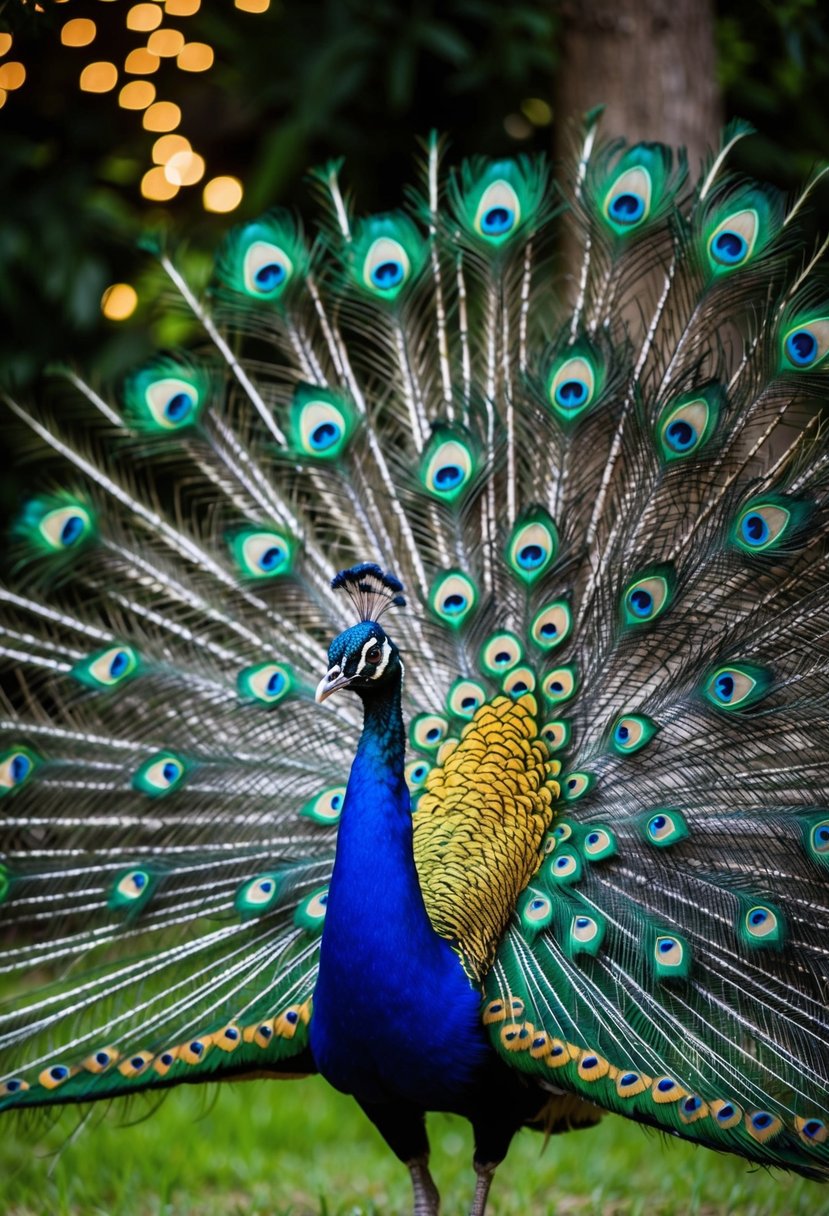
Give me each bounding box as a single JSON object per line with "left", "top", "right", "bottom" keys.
{"left": 311, "top": 662, "right": 488, "bottom": 1104}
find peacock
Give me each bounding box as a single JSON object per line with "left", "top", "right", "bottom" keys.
{"left": 2, "top": 114, "right": 829, "bottom": 1216}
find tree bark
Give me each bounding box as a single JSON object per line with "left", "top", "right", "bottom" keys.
{"left": 553, "top": 0, "right": 722, "bottom": 174}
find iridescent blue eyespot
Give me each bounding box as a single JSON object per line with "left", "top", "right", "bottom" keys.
{"left": 254, "top": 262, "right": 286, "bottom": 291}
{"left": 752, "top": 1112, "right": 773, "bottom": 1130}
{"left": 659, "top": 938, "right": 676, "bottom": 954}
{"left": 481, "top": 206, "right": 515, "bottom": 235}
{"left": 165, "top": 393, "right": 192, "bottom": 423}
{"left": 715, "top": 674, "right": 734, "bottom": 701}
{"left": 51, "top": 1066, "right": 69, "bottom": 1081}
{"left": 786, "top": 330, "right": 818, "bottom": 367}
{"left": 61, "top": 515, "right": 84, "bottom": 546}
{"left": 109, "top": 650, "right": 129, "bottom": 678}
{"left": 310, "top": 421, "right": 341, "bottom": 451}
{"left": 555, "top": 380, "right": 589, "bottom": 410}
{"left": 11, "top": 754, "right": 31, "bottom": 783}
{"left": 711, "top": 230, "right": 747, "bottom": 265}
{"left": 434, "top": 465, "right": 464, "bottom": 489}
{"left": 614, "top": 724, "right": 629, "bottom": 744}
{"left": 443, "top": 594, "right": 466, "bottom": 614}
{"left": 629, "top": 589, "right": 652, "bottom": 617}
{"left": 620, "top": 1072, "right": 639, "bottom": 1087}
{"left": 608, "top": 192, "right": 645, "bottom": 224}
{"left": 683, "top": 1096, "right": 702, "bottom": 1114}
{"left": 370, "top": 260, "right": 404, "bottom": 289}
{"left": 803, "top": 1119, "right": 825, "bottom": 1139}
{"left": 666, "top": 419, "right": 695, "bottom": 451}
{"left": 740, "top": 512, "right": 769, "bottom": 546}
{"left": 717, "top": 1104, "right": 735, "bottom": 1121}
{"left": 658, "top": 1078, "right": 675, "bottom": 1092}
{"left": 518, "top": 544, "right": 545, "bottom": 570}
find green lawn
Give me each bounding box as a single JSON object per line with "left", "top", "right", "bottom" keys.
{"left": 3, "top": 1077, "right": 828, "bottom": 1216}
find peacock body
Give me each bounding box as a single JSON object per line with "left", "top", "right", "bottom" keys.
{"left": 2, "top": 116, "right": 829, "bottom": 1214}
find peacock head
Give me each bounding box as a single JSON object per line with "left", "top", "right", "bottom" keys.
{"left": 315, "top": 563, "right": 405, "bottom": 703}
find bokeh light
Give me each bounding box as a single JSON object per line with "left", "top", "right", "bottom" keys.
{"left": 127, "top": 4, "right": 163, "bottom": 33}
{"left": 177, "top": 42, "right": 213, "bottom": 72}
{"left": 521, "top": 97, "right": 552, "bottom": 126}
{"left": 203, "top": 175, "right": 243, "bottom": 212}
{"left": 119, "top": 80, "right": 156, "bottom": 110}
{"left": 101, "top": 283, "right": 138, "bottom": 321}
{"left": 141, "top": 166, "right": 180, "bottom": 202}
{"left": 152, "top": 133, "right": 191, "bottom": 164}
{"left": 125, "top": 49, "right": 160, "bottom": 75}
{"left": 61, "top": 19, "right": 97, "bottom": 48}
{"left": 147, "top": 29, "right": 185, "bottom": 58}
{"left": 79, "top": 61, "right": 118, "bottom": 93}
{"left": 0, "top": 34, "right": 12, "bottom": 57}
{"left": 165, "top": 0, "right": 201, "bottom": 14}
{"left": 142, "top": 100, "right": 182, "bottom": 131}
{"left": 0, "top": 62, "right": 26, "bottom": 91}
{"left": 165, "top": 149, "right": 205, "bottom": 187}
{"left": 235, "top": 0, "right": 271, "bottom": 11}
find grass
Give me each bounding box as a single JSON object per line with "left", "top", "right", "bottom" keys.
{"left": 3, "top": 1077, "right": 829, "bottom": 1215}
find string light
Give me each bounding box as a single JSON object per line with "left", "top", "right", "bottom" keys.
{"left": 203, "top": 175, "right": 243, "bottom": 212}
{"left": 165, "top": 149, "right": 205, "bottom": 187}
{"left": 119, "top": 80, "right": 156, "bottom": 110}
{"left": 0, "top": 61, "right": 25, "bottom": 89}
{"left": 126, "top": 4, "right": 163, "bottom": 32}
{"left": 152, "top": 133, "right": 191, "bottom": 164}
{"left": 235, "top": 0, "right": 271, "bottom": 11}
{"left": 177, "top": 42, "right": 213, "bottom": 72}
{"left": 165, "top": 0, "right": 201, "bottom": 14}
{"left": 141, "top": 166, "right": 179, "bottom": 202}
{"left": 79, "top": 61, "right": 118, "bottom": 92}
{"left": 147, "top": 28, "right": 185, "bottom": 58}
{"left": 101, "top": 283, "right": 138, "bottom": 320}
{"left": 125, "top": 48, "right": 159, "bottom": 74}
{"left": 142, "top": 100, "right": 181, "bottom": 131}
{"left": 61, "top": 19, "right": 97, "bottom": 48}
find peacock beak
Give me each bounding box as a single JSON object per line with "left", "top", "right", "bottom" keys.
{"left": 315, "top": 666, "right": 354, "bottom": 703}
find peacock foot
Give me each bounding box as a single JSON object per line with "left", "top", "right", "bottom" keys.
{"left": 408, "top": 1155, "right": 440, "bottom": 1216}
{"left": 468, "top": 1162, "right": 496, "bottom": 1216}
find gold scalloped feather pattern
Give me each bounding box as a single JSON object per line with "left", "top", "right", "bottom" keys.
{"left": 412, "top": 693, "right": 557, "bottom": 979}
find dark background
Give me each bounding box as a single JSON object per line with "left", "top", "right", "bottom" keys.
{"left": 1, "top": 0, "right": 828, "bottom": 391}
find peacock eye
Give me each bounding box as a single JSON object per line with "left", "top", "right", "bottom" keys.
{"left": 366, "top": 646, "right": 381, "bottom": 664}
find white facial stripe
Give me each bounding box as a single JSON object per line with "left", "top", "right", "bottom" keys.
{"left": 358, "top": 636, "right": 391, "bottom": 679}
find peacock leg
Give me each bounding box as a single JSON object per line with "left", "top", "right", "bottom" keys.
{"left": 408, "top": 1156, "right": 441, "bottom": 1216}
{"left": 468, "top": 1162, "right": 495, "bottom": 1216}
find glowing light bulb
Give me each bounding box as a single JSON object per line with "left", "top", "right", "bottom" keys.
{"left": 152, "top": 133, "right": 191, "bottom": 164}
{"left": 203, "top": 175, "right": 243, "bottom": 213}
{"left": 79, "top": 62, "right": 118, "bottom": 93}
{"left": 127, "top": 4, "right": 163, "bottom": 32}
{"left": 0, "top": 62, "right": 26, "bottom": 90}
{"left": 119, "top": 80, "right": 156, "bottom": 110}
{"left": 177, "top": 42, "right": 213, "bottom": 71}
{"left": 125, "top": 48, "right": 160, "bottom": 75}
{"left": 101, "top": 283, "right": 138, "bottom": 321}
{"left": 147, "top": 28, "right": 184, "bottom": 57}
{"left": 61, "top": 18, "right": 97, "bottom": 47}
{"left": 164, "top": 150, "right": 205, "bottom": 187}
{"left": 142, "top": 100, "right": 181, "bottom": 132}
{"left": 141, "top": 166, "right": 179, "bottom": 202}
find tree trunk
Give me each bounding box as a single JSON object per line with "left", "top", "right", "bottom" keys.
{"left": 553, "top": 0, "right": 722, "bottom": 174}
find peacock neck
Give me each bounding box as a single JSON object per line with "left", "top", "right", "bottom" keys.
{"left": 310, "top": 667, "right": 489, "bottom": 1106}
{"left": 329, "top": 671, "right": 418, "bottom": 902}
